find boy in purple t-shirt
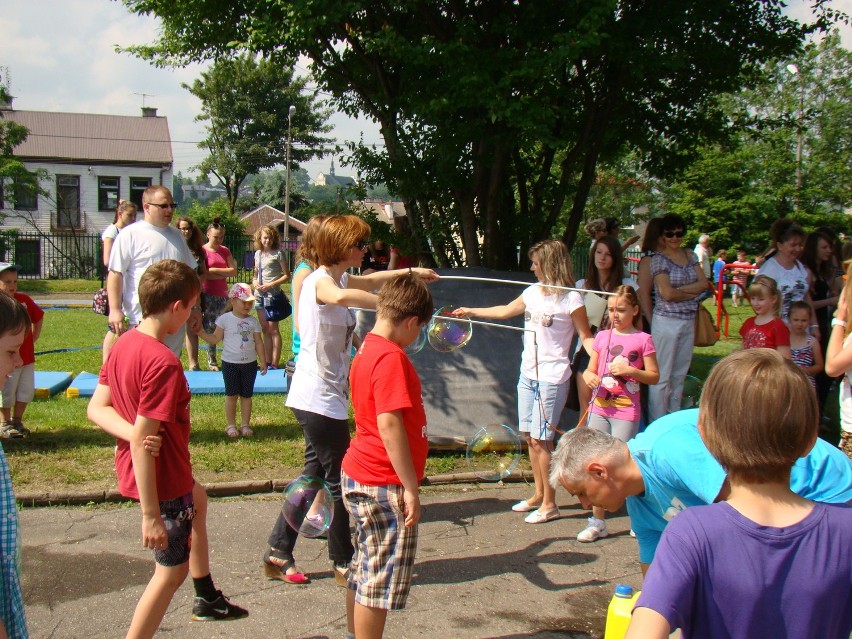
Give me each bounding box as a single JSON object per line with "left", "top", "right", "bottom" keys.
{"left": 626, "top": 349, "right": 852, "bottom": 639}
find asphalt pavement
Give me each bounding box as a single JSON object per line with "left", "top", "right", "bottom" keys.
{"left": 20, "top": 482, "right": 641, "bottom": 639}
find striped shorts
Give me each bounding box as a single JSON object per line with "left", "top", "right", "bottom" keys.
{"left": 341, "top": 471, "right": 419, "bottom": 610}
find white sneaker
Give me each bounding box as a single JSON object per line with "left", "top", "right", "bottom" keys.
{"left": 576, "top": 517, "right": 608, "bottom": 542}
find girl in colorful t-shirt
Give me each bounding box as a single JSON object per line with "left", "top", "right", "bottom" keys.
{"left": 739, "top": 275, "right": 791, "bottom": 359}
{"left": 580, "top": 284, "right": 659, "bottom": 542}
{"left": 789, "top": 300, "right": 823, "bottom": 390}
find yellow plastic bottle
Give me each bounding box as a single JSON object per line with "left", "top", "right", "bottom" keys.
{"left": 604, "top": 584, "right": 641, "bottom": 639}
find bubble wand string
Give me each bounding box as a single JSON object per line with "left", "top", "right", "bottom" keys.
{"left": 438, "top": 275, "right": 619, "bottom": 297}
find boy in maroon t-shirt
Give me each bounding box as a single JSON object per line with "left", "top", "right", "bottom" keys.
{"left": 341, "top": 275, "right": 434, "bottom": 639}
{"left": 87, "top": 260, "right": 247, "bottom": 638}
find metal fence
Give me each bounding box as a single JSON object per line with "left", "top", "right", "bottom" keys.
{"left": 0, "top": 231, "right": 270, "bottom": 282}
{"left": 0, "top": 228, "right": 605, "bottom": 283}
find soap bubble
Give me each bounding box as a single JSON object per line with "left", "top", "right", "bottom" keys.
{"left": 680, "top": 375, "right": 704, "bottom": 409}
{"left": 428, "top": 306, "right": 473, "bottom": 352}
{"left": 466, "top": 424, "right": 523, "bottom": 481}
{"left": 405, "top": 324, "right": 429, "bottom": 356}
{"left": 282, "top": 475, "right": 334, "bottom": 538}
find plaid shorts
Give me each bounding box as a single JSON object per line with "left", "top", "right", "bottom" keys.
{"left": 841, "top": 430, "right": 852, "bottom": 461}
{"left": 342, "top": 471, "right": 419, "bottom": 610}
{"left": 153, "top": 491, "right": 195, "bottom": 567}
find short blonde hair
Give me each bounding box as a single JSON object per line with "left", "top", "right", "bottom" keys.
{"left": 747, "top": 275, "right": 782, "bottom": 316}
{"left": 294, "top": 215, "right": 327, "bottom": 269}
{"left": 314, "top": 215, "right": 370, "bottom": 266}
{"left": 700, "top": 349, "right": 817, "bottom": 483}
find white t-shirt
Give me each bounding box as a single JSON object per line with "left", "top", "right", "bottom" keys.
{"left": 285, "top": 267, "right": 356, "bottom": 420}
{"left": 693, "top": 243, "right": 711, "bottom": 278}
{"left": 101, "top": 223, "right": 120, "bottom": 242}
{"left": 757, "top": 257, "right": 809, "bottom": 321}
{"left": 520, "top": 286, "right": 584, "bottom": 385}
{"left": 108, "top": 220, "right": 197, "bottom": 324}
{"left": 840, "top": 333, "right": 852, "bottom": 435}
{"left": 215, "top": 312, "right": 261, "bottom": 364}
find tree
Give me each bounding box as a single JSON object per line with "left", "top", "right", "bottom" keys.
{"left": 123, "top": 0, "right": 827, "bottom": 268}
{"left": 182, "top": 54, "right": 334, "bottom": 215}
{"left": 0, "top": 74, "right": 42, "bottom": 212}
{"left": 661, "top": 30, "right": 852, "bottom": 254}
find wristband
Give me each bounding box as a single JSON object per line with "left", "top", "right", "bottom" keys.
{"left": 831, "top": 318, "right": 847, "bottom": 328}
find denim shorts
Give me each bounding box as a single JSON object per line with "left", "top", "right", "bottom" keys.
{"left": 153, "top": 491, "right": 195, "bottom": 567}
{"left": 517, "top": 374, "right": 569, "bottom": 442}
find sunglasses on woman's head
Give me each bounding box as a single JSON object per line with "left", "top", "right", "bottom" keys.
{"left": 663, "top": 230, "right": 685, "bottom": 238}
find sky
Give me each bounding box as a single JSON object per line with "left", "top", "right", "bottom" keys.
{"left": 1, "top": 0, "right": 849, "bottom": 181}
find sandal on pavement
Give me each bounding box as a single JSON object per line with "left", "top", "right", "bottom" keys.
{"left": 240, "top": 425, "right": 254, "bottom": 437}
{"left": 511, "top": 499, "right": 539, "bottom": 513}
{"left": 226, "top": 425, "right": 239, "bottom": 439}
{"left": 524, "top": 507, "right": 560, "bottom": 524}
{"left": 263, "top": 550, "right": 310, "bottom": 584}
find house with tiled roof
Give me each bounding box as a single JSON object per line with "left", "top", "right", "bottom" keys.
{"left": 0, "top": 101, "right": 173, "bottom": 234}
{"left": 240, "top": 204, "right": 307, "bottom": 246}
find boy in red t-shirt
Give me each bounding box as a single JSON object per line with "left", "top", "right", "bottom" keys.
{"left": 87, "top": 260, "right": 247, "bottom": 638}
{"left": 0, "top": 263, "right": 44, "bottom": 439}
{"left": 341, "top": 275, "right": 434, "bottom": 639}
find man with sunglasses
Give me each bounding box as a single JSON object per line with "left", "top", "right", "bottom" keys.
{"left": 107, "top": 185, "right": 201, "bottom": 355}
{"left": 693, "top": 234, "right": 712, "bottom": 279}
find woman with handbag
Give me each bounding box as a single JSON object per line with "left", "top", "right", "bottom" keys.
{"left": 252, "top": 225, "right": 291, "bottom": 369}
{"left": 202, "top": 217, "right": 238, "bottom": 371}
{"left": 100, "top": 200, "right": 137, "bottom": 364}
{"left": 648, "top": 214, "right": 709, "bottom": 421}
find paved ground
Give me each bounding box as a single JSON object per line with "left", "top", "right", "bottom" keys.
{"left": 20, "top": 483, "right": 641, "bottom": 639}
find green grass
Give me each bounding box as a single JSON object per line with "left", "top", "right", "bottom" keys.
{"left": 5, "top": 299, "right": 753, "bottom": 495}
{"left": 17, "top": 279, "right": 100, "bottom": 294}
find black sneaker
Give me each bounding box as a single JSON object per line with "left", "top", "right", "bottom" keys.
{"left": 190, "top": 591, "right": 249, "bottom": 622}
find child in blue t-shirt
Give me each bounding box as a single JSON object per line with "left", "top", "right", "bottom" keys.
{"left": 626, "top": 349, "right": 852, "bottom": 639}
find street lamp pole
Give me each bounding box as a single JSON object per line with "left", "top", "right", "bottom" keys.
{"left": 283, "top": 104, "right": 296, "bottom": 266}
{"left": 786, "top": 64, "right": 804, "bottom": 210}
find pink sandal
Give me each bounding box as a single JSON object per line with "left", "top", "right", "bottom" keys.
{"left": 225, "top": 425, "right": 239, "bottom": 438}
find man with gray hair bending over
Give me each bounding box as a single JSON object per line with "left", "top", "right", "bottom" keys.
{"left": 549, "top": 406, "right": 852, "bottom": 574}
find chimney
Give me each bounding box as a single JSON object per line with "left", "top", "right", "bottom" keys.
{"left": 384, "top": 202, "right": 394, "bottom": 219}
{"left": 141, "top": 106, "right": 158, "bottom": 117}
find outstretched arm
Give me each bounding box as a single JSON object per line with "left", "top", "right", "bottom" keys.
{"left": 453, "top": 294, "right": 526, "bottom": 321}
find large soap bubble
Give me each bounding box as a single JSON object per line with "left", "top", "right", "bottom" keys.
{"left": 428, "top": 305, "right": 473, "bottom": 352}
{"left": 405, "top": 324, "right": 429, "bottom": 356}
{"left": 282, "top": 475, "right": 334, "bottom": 538}
{"left": 466, "top": 423, "right": 523, "bottom": 481}
{"left": 680, "top": 375, "right": 704, "bottom": 409}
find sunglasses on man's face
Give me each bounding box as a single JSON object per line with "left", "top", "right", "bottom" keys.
{"left": 663, "top": 230, "right": 685, "bottom": 239}
{"left": 354, "top": 240, "right": 369, "bottom": 251}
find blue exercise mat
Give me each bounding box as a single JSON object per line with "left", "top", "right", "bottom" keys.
{"left": 67, "top": 368, "right": 288, "bottom": 398}
{"left": 34, "top": 371, "right": 73, "bottom": 398}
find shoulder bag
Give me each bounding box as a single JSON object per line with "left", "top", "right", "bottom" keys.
{"left": 258, "top": 252, "right": 292, "bottom": 322}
